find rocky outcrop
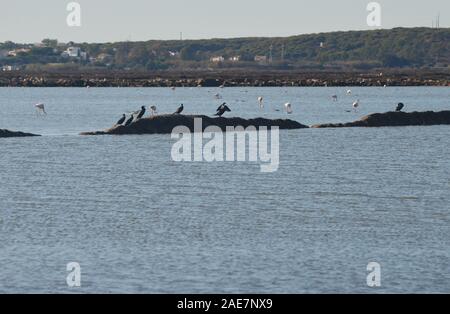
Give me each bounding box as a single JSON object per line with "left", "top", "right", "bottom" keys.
{"left": 80, "top": 115, "right": 308, "bottom": 135}
{"left": 0, "top": 129, "right": 40, "bottom": 138}
{"left": 312, "top": 111, "right": 450, "bottom": 128}
{"left": 1, "top": 70, "right": 448, "bottom": 87}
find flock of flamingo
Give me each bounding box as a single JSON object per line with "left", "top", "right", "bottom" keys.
{"left": 32, "top": 86, "right": 389, "bottom": 118}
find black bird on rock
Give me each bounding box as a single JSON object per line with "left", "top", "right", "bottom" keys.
{"left": 124, "top": 114, "right": 134, "bottom": 127}
{"left": 215, "top": 103, "right": 231, "bottom": 117}
{"left": 116, "top": 114, "right": 126, "bottom": 125}
{"left": 136, "top": 106, "right": 146, "bottom": 119}
{"left": 174, "top": 104, "right": 184, "bottom": 114}
{"left": 396, "top": 103, "right": 405, "bottom": 112}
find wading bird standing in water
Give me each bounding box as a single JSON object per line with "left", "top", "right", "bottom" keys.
{"left": 35, "top": 103, "right": 46, "bottom": 115}
{"left": 150, "top": 106, "right": 157, "bottom": 116}
{"left": 285, "top": 102, "right": 293, "bottom": 114}
{"left": 332, "top": 95, "right": 338, "bottom": 101}
{"left": 352, "top": 99, "right": 360, "bottom": 111}
{"left": 258, "top": 96, "right": 264, "bottom": 108}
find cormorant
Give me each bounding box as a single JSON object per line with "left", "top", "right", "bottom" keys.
{"left": 216, "top": 102, "right": 227, "bottom": 112}
{"left": 215, "top": 103, "right": 231, "bottom": 117}
{"left": 396, "top": 103, "right": 405, "bottom": 112}
{"left": 124, "top": 114, "right": 134, "bottom": 127}
{"left": 136, "top": 106, "right": 146, "bottom": 119}
{"left": 116, "top": 114, "right": 126, "bottom": 125}
{"left": 174, "top": 104, "right": 184, "bottom": 114}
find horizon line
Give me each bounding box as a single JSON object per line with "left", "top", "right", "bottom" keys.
{"left": 2, "top": 26, "right": 448, "bottom": 45}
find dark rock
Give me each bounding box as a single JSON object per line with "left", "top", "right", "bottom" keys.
{"left": 0, "top": 129, "right": 40, "bottom": 138}
{"left": 312, "top": 111, "right": 450, "bottom": 128}
{"left": 80, "top": 114, "right": 308, "bottom": 135}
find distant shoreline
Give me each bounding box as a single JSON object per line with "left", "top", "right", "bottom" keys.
{"left": 0, "top": 69, "right": 448, "bottom": 87}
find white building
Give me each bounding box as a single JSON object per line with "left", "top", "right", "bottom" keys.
{"left": 210, "top": 56, "right": 225, "bottom": 63}
{"left": 61, "top": 47, "right": 88, "bottom": 60}
{"left": 229, "top": 56, "right": 241, "bottom": 62}
{"left": 254, "top": 55, "right": 268, "bottom": 63}
{"left": 66, "top": 47, "right": 81, "bottom": 57}
{"left": 2, "top": 65, "right": 21, "bottom": 71}
{"left": 7, "top": 48, "right": 31, "bottom": 57}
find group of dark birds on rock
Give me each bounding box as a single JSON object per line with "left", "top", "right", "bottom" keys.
{"left": 114, "top": 100, "right": 404, "bottom": 127}
{"left": 116, "top": 105, "right": 147, "bottom": 126}
{"left": 114, "top": 102, "right": 232, "bottom": 127}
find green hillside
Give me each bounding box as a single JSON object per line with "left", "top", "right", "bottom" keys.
{"left": 1, "top": 27, "right": 449, "bottom": 71}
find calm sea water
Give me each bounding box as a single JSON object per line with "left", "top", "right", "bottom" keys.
{"left": 0, "top": 87, "right": 449, "bottom": 293}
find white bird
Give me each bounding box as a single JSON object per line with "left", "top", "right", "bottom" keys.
{"left": 214, "top": 93, "right": 222, "bottom": 99}
{"left": 35, "top": 103, "right": 46, "bottom": 115}
{"left": 332, "top": 95, "right": 338, "bottom": 101}
{"left": 258, "top": 96, "right": 264, "bottom": 108}
{"left": 285, "top": 102, "right": 293, "bottom": 114}
{"left": 347, "top": 89, "right": 352, "bottom": 95}
{"left": 150, "top": 105, "right": 157, "bottom": 116}
{"left": 171, "top": 86, "right": 176, "bottom": 91}
{"left": 352, "top": 99, "right": 360, "bottom": 111}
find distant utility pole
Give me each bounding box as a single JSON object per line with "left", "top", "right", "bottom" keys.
{"left": 269, "top": 44, "right": 273, "bottom": 63}
{"left": 433, "top": 13, "right": 441, "bottom": 29}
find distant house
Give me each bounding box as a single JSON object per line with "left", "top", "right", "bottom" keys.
{"left": 254, "top": 55, "right": 268, "bottom": 63}
{"left": 229, "top": 56, "right": 241, "bottom": 62}
{"left": 66, "top": 47, "right": 81, "bottom": 57}
{"left": 7, "top": 48, "right": 31, "bottom": 57}
{"left": 168, "top": 51, "right": 179, "bottom": 57}
{"left": 61, "top": 47, "right": 88, "bottom": 60}
{"left": 2, "top": 65, "right": 21, "bottom": 71}
{"left": 210, "top": 56, "right": 225, "bottom": 63}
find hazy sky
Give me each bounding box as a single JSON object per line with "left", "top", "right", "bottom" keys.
{"left": 0, "top": 0, "right": 448, "bottom": 43}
